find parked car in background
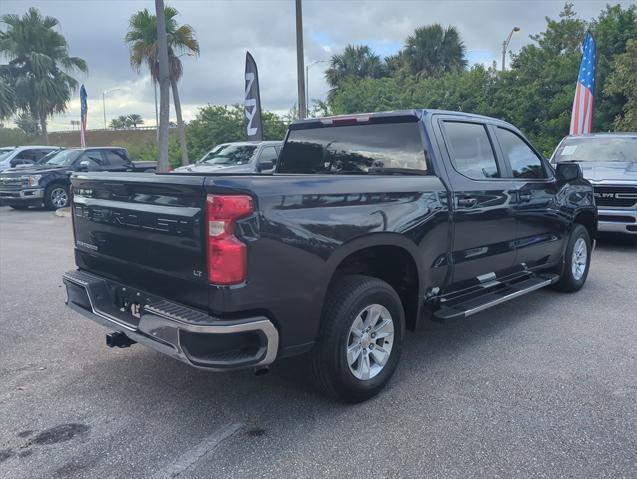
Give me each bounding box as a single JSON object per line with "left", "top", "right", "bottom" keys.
{"left": 63, "top": 110, "right": 596, "bottom": 402}
{"left": 0, "top": 146, "right": 61, "bottom": 170}
{"left": 172, "top": 141, "right": 282, "bottom": 174}
{"left": 551, "top": 133, "right": 636, "bottom": 236}
{"left": 0, "top": 147, "right": 157, "bottom": 210}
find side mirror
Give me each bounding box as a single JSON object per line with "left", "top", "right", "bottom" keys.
{"left": 257, "top": 160, "right": 274, "bottom": 172}
{"left": 555, "top": 163, "right": 583, "bottom": 182}
{"left": 75, "top": 160, "right": 90, "bottom": 172}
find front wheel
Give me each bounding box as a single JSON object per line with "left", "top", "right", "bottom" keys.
{"left": 44, "top": 184, "right": 70, "bottom": 210}
{"left": 553, "top": 224, "right": 591, "bottom": 292}
{"left": 309, "top": 275, "right": 404, "bottom": 402}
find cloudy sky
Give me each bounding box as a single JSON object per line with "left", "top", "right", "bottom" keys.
{"left": 1, "top": 0, "right": 629, "bottom": 131}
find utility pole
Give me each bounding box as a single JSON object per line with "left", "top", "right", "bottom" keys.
{"left": 155, "top": 0, "right": 170, "bottom": 172}
{"left": 295, "top": 0, "right": 306, "bottom": 119}
{"left": 154, "top": 81, "right": 159, "bottom": 142}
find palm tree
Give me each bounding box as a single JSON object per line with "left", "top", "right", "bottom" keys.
{"left": 404, "top": 24, "right": 467, "bottom": 78}
{"left": 110, "top": 115, "right": 133, "bottom": 130}
{"left": 325, "top": 45, "right": 383, "bottom": 99}
{"left": 125, "top": 6, "right": 199, "bottom": 166}
{"left": 0, "top": 8, "right": 87, "bottom": 144}
{"left": 0, "top": 76, "right": 15, "bottom": 120}
{"left": 128, "top": 113, "right": 143, "bottom": 128}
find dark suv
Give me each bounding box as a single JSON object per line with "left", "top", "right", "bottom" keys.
{"left": 0, "top": 147, "right": 157, "bottom": 210}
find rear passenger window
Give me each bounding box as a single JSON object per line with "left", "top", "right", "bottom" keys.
{"left": 496, "top": 128, "right": 546, "bottom": 179}
{"left": 443, "top": 122, "right": 499, "bottom": 179}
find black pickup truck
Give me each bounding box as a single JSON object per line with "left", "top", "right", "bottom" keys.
{"left": 0, "top": 147, "right": 157, "bottom": 210}
{"left": 62, "top": 110, "right": 596, "bottom": 402}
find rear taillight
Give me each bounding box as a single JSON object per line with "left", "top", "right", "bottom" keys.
{"left": 206, "top": 194, "right": 254, "bottom": 285}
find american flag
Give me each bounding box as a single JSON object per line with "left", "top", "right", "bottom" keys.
{"left": 569, "top": 32, "right": 596, "bottom": 135}
{"left": 79, "top": 84, "right": 87, "bottom": 147}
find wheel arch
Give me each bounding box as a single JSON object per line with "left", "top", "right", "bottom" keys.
{"left": 321, "top": 234, "right": 424, "bottom": 331}
{"left": 573, "top": 209, "right": 597, "bottom": 241}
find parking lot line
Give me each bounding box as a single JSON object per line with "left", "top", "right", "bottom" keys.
{"left": 151, "top": 422, "right": 244, "bottom": 479}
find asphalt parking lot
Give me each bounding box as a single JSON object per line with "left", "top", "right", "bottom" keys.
{"left": 1, "top": 206, "right": 635, "bottom": 479}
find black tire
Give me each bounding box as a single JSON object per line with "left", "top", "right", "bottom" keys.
{"left": 10, "top": 205, "right": 29, "bottom": 210}
{"left": 44, "top": 183, "right": 70, "bottom": 210}
{"left": 309, "top": 274, "right": 404, "bottom": 403}
{"left": 553, "top": 224, "right": 591, "bottom": 292}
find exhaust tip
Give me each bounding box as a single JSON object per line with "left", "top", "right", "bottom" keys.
{"left": 254, "top": 366, "right": 270, "bottom": 376}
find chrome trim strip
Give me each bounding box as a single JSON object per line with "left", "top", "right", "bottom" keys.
{"left": 73, "top": 196, "right": 200, "bottom": 217}
{"left": 464, "top": 278, "right": 554, "bottom": 317}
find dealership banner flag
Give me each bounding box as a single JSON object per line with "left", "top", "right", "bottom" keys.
{"left": 80, "top": 84, "right": 88, "bottom": 147}
{"left": 569, "top": 32, "right": 596, "bottom": 136}
{"left": 244, "top": 52, "right": 263, "bottom": 141}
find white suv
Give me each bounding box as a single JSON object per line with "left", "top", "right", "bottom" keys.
{"left": 0, "top": 146, "right": 61, "bottom": 170}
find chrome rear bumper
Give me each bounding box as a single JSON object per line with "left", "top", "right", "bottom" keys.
{"left": 62, "top": 270, "right": 279, "bottom": 371}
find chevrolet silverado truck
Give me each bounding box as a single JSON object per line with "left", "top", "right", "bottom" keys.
{"left": 551, "top": 133, "right": 636, "bottom": 237}
{"left": 62, "top": 110, "right": 596, "bottom": 402}
{"left": 0, "top": 147, "right": 157, "bottom": 210}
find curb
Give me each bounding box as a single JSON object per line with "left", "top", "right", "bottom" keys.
{"left": 55, "top": 207, "right": 71, "bottom": 218}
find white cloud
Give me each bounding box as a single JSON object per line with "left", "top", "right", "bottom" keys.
{"left": 2, "top": 0, "right": 627, "bottom": 131}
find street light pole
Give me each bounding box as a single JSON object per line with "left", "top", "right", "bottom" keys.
{"left": 295, "top": 0, "right": 306, "bottom": 119}
{"left": 305, "top": 60, "right": 328, "bottom": 117}
{"left": 501, "top": 27, "right": 521, "bottom": 72}
{"left": 102, "top": 88, "right": 122, "bottom": 129}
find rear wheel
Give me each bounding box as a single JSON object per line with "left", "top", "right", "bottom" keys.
{"left": 44, "top": 184, "right": 69, "bottom": 210}
{"left": 553, "top": 224, "right": 591, "bottom": 292}
{"left": 309, "top": 275, "right": 404, "bottom": 402}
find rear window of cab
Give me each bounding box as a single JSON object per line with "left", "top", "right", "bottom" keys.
{"left": 277, "top": 122, "right": 427, "bottom": 174}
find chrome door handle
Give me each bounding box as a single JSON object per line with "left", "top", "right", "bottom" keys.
{"left": 457, "top": 197, "right": 478, "bottom": 208}
{"left": 519, "top": 192, "right": 532, "bottom": 202}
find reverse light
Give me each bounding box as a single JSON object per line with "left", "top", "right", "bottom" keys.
{"left": 206, "top": 194, "right": 254, "bottom": 285}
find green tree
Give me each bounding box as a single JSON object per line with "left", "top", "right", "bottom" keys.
{"left": 0, "top": 7, "right": 87, "bottom": 144}
{"left": 125, "top": 6, "right": 200, "bottom": 166}
{"left": 109, "top": 115, "right": 132, "bottom": 130}
{"left": 605, "top": 39, "right": 637, "bottom": 130}
{"left": 325, "top": 45, "right": 384, "bottom": 99}
{"left": 403, "top": 24, "right": 467, "bottom": 78}
{"left": 127, "top": 113, "right": 144, "bottom": 128}
{"left": 14, "top": 111, "right": 39, "bottom": 135}
{"left": 0, "top": 76, "right": 16, "bottom": 120}
{"left": 591, "top": 4, "right": 637, "bottom": 131}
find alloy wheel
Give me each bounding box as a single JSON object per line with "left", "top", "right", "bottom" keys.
{"left": 51, "top": 187, "right": 68, "bottom": 208}
{"left": 346, "top": 304, "right": 395, "bottom": 380}
{"left": 571, "top": 237, "right": 587, "bottom": 280}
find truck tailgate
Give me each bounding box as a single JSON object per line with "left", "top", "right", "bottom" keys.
{"left": 71, "top": 172, "right": 208, "bottom": 309}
